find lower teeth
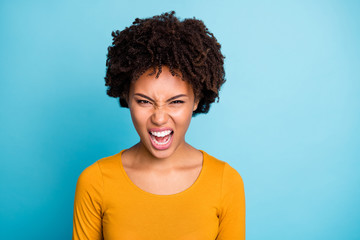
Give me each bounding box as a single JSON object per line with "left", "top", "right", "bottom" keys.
{"left": 152, "top": 134, "right": 171, "bottom": 145}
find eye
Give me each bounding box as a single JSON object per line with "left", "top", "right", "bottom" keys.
{"left": 170, "top": 100, "right": 185, "bottom": 104}
{"left": 136, "top": 99, "right": 151, "bottom": 105}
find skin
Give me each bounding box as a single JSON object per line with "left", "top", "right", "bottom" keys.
{"left": 121, "top": 66, "right": 203, "bottom": 195}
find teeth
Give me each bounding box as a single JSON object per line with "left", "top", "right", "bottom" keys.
{"left": 150, "top": 130, "right": 172, "bottom": 137}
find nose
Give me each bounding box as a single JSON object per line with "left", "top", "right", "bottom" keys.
{"left": 151, "top": 107, "right": 169, "bottom": 126}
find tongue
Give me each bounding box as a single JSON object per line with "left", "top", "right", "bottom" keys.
{"left": 155, "top": 134, "right": 170, "bottom": 143}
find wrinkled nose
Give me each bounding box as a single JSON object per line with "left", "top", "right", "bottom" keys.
{"left": 151, "top": 108, "right": 169, "bottom": 126}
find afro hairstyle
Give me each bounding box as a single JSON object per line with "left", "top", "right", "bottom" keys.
{"left": 104, "top": 11, "right": 225, "bottom": 115}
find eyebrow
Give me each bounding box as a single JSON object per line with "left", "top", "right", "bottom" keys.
{"left": 134, "top": 93, "right": 188, "bottom": 102}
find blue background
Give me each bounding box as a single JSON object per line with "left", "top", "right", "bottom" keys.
{"left": 1, "top": 0, "right": 359, "bottom": 239}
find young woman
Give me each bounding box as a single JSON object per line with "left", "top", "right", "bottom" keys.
{"left": 73, "top": 11, "right": 245, "bottom": 240}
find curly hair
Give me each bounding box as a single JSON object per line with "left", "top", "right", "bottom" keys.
{"left": 104, "top": 11, "right": 225, "bottom": 115}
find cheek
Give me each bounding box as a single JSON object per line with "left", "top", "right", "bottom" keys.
{"left": 170, "top": 107, "right": 193, "bottom": 130}
{"left": 130, "top": 107, "right": 149, "bottom": 134}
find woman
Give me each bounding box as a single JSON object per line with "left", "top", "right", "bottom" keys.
{"left": 73, "top": 11, "right": 245, "bottom": 240}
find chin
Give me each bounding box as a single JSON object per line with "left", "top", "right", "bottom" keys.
{"left": 143, "top": 137, "right": 183, "bottom": 160}
{"left": 149, "top": 149, "right": 175, "bottom": 159}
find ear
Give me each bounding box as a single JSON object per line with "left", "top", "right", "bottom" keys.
{"left": 121, "top": 92, "right": 131, "bottom": 108}
{"left": 193, "top": 99, "right": 199, "bottom": 112}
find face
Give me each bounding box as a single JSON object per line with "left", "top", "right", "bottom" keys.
{"left": 128, "top": 66, "right": 198, "bottom": 159}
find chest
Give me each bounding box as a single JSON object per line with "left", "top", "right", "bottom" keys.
{"left": 102, "top": 192, "right": 219, "bottom": 240}
{"left": 101, "top": 154, "right": 222, "bottom": 240}
{"left": 123, "top": 164, "right": 202, "bottom": 195}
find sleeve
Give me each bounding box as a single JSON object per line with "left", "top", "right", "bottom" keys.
{"left": 216, "top": 162, "right": 246, "bottom": 240}
{"left": 72, "top": 162, "right": 104, "bottom": 240}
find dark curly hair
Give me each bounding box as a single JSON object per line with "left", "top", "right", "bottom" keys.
{"left": 104, "top": 11, "right": 225, "bottom": 115}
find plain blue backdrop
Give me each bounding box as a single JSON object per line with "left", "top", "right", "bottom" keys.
{"left": 1, "top": 0, "right": 359, "bottom": 239}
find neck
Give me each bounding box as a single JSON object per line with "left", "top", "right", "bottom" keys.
{"left": 129, "top": 141, "right": 196, "bottom": 170}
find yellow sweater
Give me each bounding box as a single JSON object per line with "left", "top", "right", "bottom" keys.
{"left": 73, "top": 150, "right": 245, "bottom": 240}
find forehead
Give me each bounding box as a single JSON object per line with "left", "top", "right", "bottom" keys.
{"left": 130, "top": 67, "right": 194, "bottom": 97}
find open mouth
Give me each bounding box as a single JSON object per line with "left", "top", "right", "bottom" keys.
{"left": 149, "top": 129, "right": 174, "bottom": 150}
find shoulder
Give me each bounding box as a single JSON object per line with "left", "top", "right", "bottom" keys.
{"left": 201, "top": 150, "right": 226, "bottom": 170}
{"left": 201, "top": 150, "right": 244, "bottom": 190}
{"left": 202, "top": 151, "right": 242, "bottom": 177}
{"left": 76, "top": 161, "right": 103, "bottom": 194}
{"left": 222, "top": 162, "right": 244, "bottom": 185}
{"left": 76, "top": 150, "right": 123, "bottom": 189}
{"left": 96, "top": 150, "right": 123, "bottom": 172}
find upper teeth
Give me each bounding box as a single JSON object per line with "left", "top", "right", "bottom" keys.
{"left": 151, "top": 130, "right": 172, "bottom": 137}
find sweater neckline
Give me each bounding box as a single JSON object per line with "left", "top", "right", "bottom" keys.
{"left": 117, "top": 149, "right": 207, "bottom": 198}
